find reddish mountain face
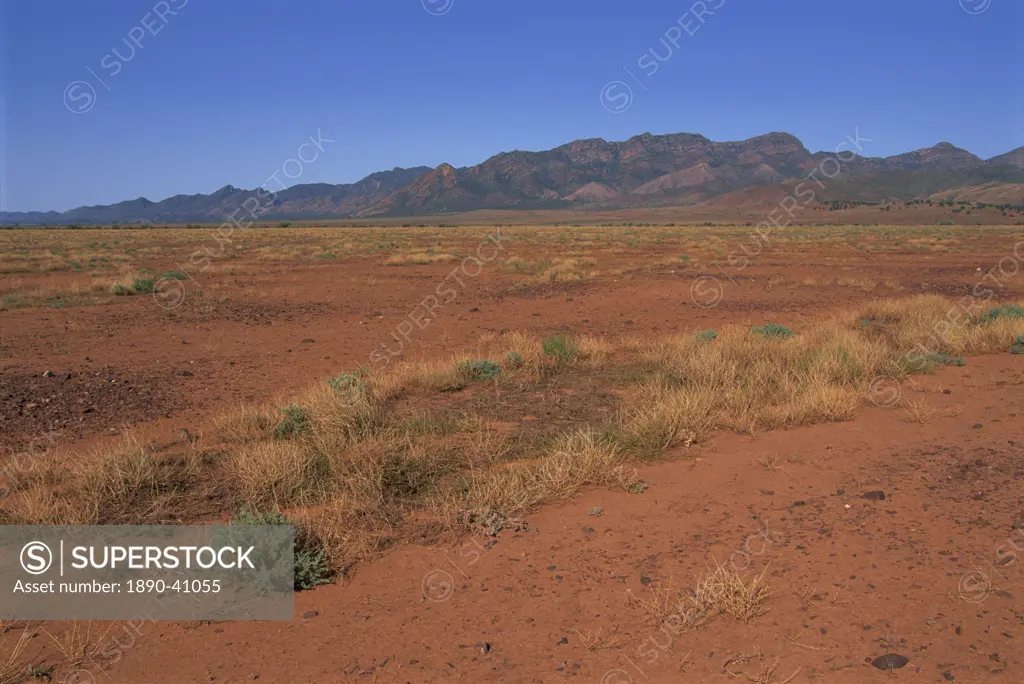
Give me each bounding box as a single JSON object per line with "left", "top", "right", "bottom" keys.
{"left": 4, "top": 134, "right": 1022, "bottom": 225}
{"left": 357, "top": 132, "right": 821, "bottom": 216}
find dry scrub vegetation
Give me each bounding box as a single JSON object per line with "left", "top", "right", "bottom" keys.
{"left": 2, "top": 296, "right": 1023, "bottom": 579}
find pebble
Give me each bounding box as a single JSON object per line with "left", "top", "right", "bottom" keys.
{"left": 870, "top": 653, "right": 909, "bottom": 670}
{"left": 862, "top": 491, "right": 886, "bottom": 501}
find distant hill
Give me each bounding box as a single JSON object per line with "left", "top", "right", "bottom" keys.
{"left": 3, "top": 134, "right": 1022, "bottom": 225}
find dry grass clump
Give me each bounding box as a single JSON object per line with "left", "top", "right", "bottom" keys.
{"left": 539, "top": 257, "right": 597, "bottom": 283}
{"left": 687, "top": 561, "right": 772, "bottom": 623}
{"left": 433, "top": 430, "right": 636, "bottom": 527}
{"left": 627, "top": 561, "right": 772, "bottom": 632}
{"left": 853, "top": 294, "right": 1024, "bottom": 357}
{"left": 4, "top": 437, "right": 200, "bottom": 525}
{"left": 628, "top": 321, "right": 897, "bottom": 437}
{"left": 227, "top": 441, "right": 330, "bottom": 509}
{"left": 300, "top": 494, "right": 397, "bottom": 574}
{"left": 384, "top": 251, "right": 457, "bottom": 266}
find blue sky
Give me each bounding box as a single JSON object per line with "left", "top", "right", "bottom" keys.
{"left": 2, "top": 0, "right": 1021, "bottom": 212}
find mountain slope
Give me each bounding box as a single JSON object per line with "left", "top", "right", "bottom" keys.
{"left": 1, "top": 167, "right": 432, "bottom": 225}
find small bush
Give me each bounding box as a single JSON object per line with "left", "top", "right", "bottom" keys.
{"left": 161, "top": 271, "right": 188, "bottom": 280}
{"left": 694, "top": 330, "right": 717, "bottom": 342}
{"left": 275, "top": 405, "right": 309, "bottom": 439}
{"left": 979, "top": 305, "right": 1024, "bottom": 324}
{"left": 111, "top": 283, "right": 133, "bottom": 296}
{"left": 926, "top": 352, "right": 966, "bottom": 367}
{"left": 505, "top": 351, "right": 523, "bottom": 369}
{"left": 230, "top": 508, "right": 332, "bottom": 591}
{"left": 752, "top": 323, "right": 795, "bottom": 339}
{"left": 542, "top": 335, "right": 578, "bottom": 363}
{"left": 458, "top": 359, "right": 501, "bottom": 380}
{"left": 132, "top": 278, "right": 155, "bottom": 294}
{"left": 1011, "top": 335, "right": 1024, "bottom": 355}
{"left": 898, "top": 351, "right": 966, "bottom": 373}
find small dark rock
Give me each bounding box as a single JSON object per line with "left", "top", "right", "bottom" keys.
{"left": 302, "top": 610, "right": 318, "bottom": 619}
{"left": 581, "top": 526, "right": 595, "bottom": 534}
{"left": 862, "top": 491, "right": 886, "bottom": 501}
{"left": 476, "top": 642, "right": 491, "bottom": 655}
{"left": 557, "top": 637, "right": 568, "bottom": 645}
{"left": 178, "top": 370, "right": 194, "bottom": 377}
{"left": 793, "top": 500, "right": 807, "bottom": 507}
{"left": 973, "top": 423, "right": 983, "bottom": 430}
{"left": 469, "top": 308, "right": 479, "bottom": 312}
{"left": 942, "top": 672, "right": 954, "bottom": 681}
{"left": 871, "top": 654, "right": 909, "bottom": 670}
{"left": 640, "top": 576, "right": 653, "bottom": 586}
{"left": 301, "top": 338, "right": 315, "bottom": 343}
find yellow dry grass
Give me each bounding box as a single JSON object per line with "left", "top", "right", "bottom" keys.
{"left": 384, "top": 251, "right": 457, "bottom": 266}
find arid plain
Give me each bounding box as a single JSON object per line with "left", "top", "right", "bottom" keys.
{"left": 2, "top": 216, "right": 1024, "bottom": 683}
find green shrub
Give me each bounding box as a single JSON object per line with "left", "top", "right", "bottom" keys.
{"left": 1011, "top": 335, "right": 1024, "bottom": 355}
{"left": 926, "top": 352, "right": 966, "bottom": 367}
{"left": 542, "top": 335, "right": 578, "bottom": 363}
{"left": 161, "top": 271, "right": 188, "bottom": 280}
{"left": 504, "top": 351, "right": 523, "bottom": 368}
{"left": 132, "top": 278, "right": 155, "bottom": 294}
{"left": 457, "top": 359, "right": 501, "bottom": 380}
{"left": 979, "top": 305, "right": 1024, "bottom": 324}
{"left": 752, "top": 323, "right": 795, "bottom": 339}
{"left": 230, "top": 508, "right": 331, "bottom": 591}
{"left": 111, "top": 284, "right": 133, "bottom": 296}
{"left": 275, "top": 405, "right": 309, "bottom": 439}
{"left": 694, "top": 330, "right": 717, "bottom": 342}
{"left": 898, "top": 351, "right": 966, "bottom": 373}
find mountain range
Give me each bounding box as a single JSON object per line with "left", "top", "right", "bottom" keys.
{"left": 4, "top": 132, "right": 1023, "bottom": 225}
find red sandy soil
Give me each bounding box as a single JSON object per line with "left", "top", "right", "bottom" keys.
{"left": 2, "top": 226, "right": 1023, "bottom": 683}
{"left": 55, "top": 357, "right": 1023, "bottom": 683}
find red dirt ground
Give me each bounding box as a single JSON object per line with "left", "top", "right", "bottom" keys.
{"left": 2, "top": 225, "right": 1023, "bottom": 683}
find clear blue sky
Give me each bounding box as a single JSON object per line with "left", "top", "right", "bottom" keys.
{"left": 2, "top": 0, "right": 1021, "bottom": 212}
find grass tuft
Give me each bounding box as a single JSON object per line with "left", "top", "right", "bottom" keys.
{"left": 752, "top": 323, "right": 795, "bottom": 339}
{"left": 457, "top": 359, "right": 501, "bottom": 380}
{"left": 542, "top": 334, "right": 578, "bottom": 363}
